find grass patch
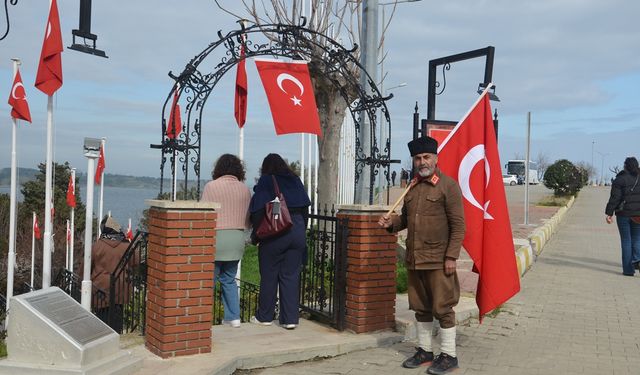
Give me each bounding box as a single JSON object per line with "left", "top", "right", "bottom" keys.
{"left": 240, "top": 245, "right": 260, "bottom": 285}
{"left": 536, "top": 195, "right": 570, "bottom": 207}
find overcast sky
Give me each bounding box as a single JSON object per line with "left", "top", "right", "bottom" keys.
{"left": 1, "top": 0, "right": 639, "bottom": 186}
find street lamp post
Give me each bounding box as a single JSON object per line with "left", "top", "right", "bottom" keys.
{"left": 591, "top": 141, "right": 595, "bottom": 184}
{"left": 595, "top": 150, "right": 609, "bottom": 185}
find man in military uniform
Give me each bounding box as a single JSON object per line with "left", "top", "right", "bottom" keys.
{"left": 379, "top": 136, "right": 465, "bottom": 375}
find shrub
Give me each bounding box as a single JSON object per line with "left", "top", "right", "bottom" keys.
{"left": 543, "top": 159, "right": 583, "bottom": 196}
{"left": 396, "top": 262, "right": 408, "bottom": 293}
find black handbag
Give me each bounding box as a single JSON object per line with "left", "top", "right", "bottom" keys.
{"left": 255, "top": 176, "right": 293, "bottom": 240}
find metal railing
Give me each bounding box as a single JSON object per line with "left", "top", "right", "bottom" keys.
{"left": 212, "top": 279, "right": 263, "bottom": 325}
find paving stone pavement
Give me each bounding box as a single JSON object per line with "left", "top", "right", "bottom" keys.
{"left": 240, "top": 186, "right": 640, "bottom": 374}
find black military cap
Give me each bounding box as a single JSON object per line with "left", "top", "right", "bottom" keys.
{"left": 407, "top": 136, "right": 438, "bottom": 156}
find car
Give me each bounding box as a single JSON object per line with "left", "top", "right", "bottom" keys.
{"left": 503, "top": 174, "right": 518, "bottom": 186}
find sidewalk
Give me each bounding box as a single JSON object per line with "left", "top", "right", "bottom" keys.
{"left": 248, "top": 186, "right": 640, "bottom": 374}
{"left": 129, "top": 185, "right": 568, "bottom": 375}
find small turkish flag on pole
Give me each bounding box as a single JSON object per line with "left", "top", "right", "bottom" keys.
{"left": 255, "top": 59, "right": 322, "bottom": 136}
{"left": 166, "top": 88, "right": 182, "bottom": 139}
{"left": 34, "top": 214, "right": 41, "bottom": 240}
{"left": 95, "top": 145, "right": 106, "bottom": 185}
{"left": 437, "top": 87, "right": 520, "bottom": 321}
{"left": 35, "top": 0, "right": 63, "bottom": 96}
{"left": 234, "top": 43, "right": 248, "bottom": 128}
{"left": 126, "top": 218, "right": 134, "bottom": 241}
{"left": 8, "top": 69, "right": 32, "bottom": 122}
{"left": 66, "top": 173, "right": 76, "bottom": 208}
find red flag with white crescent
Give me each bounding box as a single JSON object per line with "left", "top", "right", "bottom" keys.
{"left": 95, "top": 146, "right": 105, "bottom": 184}
{"left": 34, "top": 214, "right": 41, "bottom": 240}
{"left": 8, "top": 69, "right": 32, "bottom": 122}
{"left": 35, "top": 0, "right": 63, "bottom": 96}
{"left": 255, "top": 59, "right": 322, "bottom": 136}
{"left": 437, "top": 91, "right": 520, "bottom": 321}
{"left": 166, "top": 90, "right": 182, "bottom": 139}
{"left": 66, "top": 173, "right": 76, "bottom": 208}
{"left": 234, "top": 43, "right": 248, "bottom": 128}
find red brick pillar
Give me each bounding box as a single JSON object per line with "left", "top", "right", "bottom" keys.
{"left": 144, "top": 200, "right": 218, "bottom": 358}
{"left": 337, "top": 205, "right": 397, "bottom": 333}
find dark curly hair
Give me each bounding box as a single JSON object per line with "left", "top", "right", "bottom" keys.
{"left": 212, "top": 154, "right": 245, "bottom": 181}
{"left": 260, "top": 153, "right": 293, "bottom": 176}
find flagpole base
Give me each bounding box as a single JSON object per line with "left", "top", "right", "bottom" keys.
{"left": 81, "top": 280, "right": 92, "bottom": 311}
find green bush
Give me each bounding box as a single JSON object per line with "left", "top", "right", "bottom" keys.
{"left": 543, "top": 159, "right": 583, "bottom": 196}
{"left": 396, "top": 262, "right": 408, "bottom": 293}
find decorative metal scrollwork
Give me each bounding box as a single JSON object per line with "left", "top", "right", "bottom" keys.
{"left": 154, "top": 23, "right": 392, "bottom": 203}
{"left": 435, "top": 62, "right": 451, "bottom": 96}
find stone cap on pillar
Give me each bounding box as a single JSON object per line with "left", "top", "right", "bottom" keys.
{"left": 145, "top": 199, "right": 220, "bottom": 210}
{"left": 337, "top": 204, "right": 391, "bottom": 214}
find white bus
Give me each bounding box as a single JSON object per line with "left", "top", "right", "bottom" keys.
{"left": 505, "top": 160, "right": 539, "bottom": 184}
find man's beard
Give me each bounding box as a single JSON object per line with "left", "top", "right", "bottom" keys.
{"left": 417, "top": 165, "right": 434, "bottom": 177}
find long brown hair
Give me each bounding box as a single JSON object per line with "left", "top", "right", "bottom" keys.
{"left": 259, "top": 153, "right": 293, "bottom": 176}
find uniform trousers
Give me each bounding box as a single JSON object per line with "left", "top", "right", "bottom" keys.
{"left": 408, "top": 268, "right": 460, "bottom": 328}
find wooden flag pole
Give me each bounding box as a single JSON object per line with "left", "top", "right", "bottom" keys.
{"left": 384, "top": 178, "right": 417, "bottom": 218}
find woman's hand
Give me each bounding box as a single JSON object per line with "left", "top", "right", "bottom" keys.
{"left": 606, "top": 215, "right": 613, "bottom": 224}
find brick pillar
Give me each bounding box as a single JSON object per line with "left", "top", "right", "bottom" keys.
{"left": 337, "top": 205, "right": 397, "bottom": 333}
{"left": 144, "top": 200, "right": 218, "bottom": 358}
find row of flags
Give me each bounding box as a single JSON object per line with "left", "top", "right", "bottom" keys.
{"left": 30, "top": 213, "right": 133, "bottom": 242}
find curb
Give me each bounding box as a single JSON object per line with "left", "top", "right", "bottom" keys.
{"left": 516, "top": 195, "right": 575, "bottom": 276}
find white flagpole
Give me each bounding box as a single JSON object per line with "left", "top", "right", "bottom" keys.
{"left": 42, "top": 94, "right": 54, "bottom": 288}
{"left": 300, "top": 134, "right": 305, "bottom": 183}
{"left": 65, "top": 219, "right": 70, "bottom": 270}
{"left": 31, "top": 212, "right": 36, "bottom": 288}
{"left": 97, "top": 138, "right": 106, "bottom": 237}
{"left": 70, "top": 168, "right": 75, "bottom": 274}
{"left": 7, "top": 58, "right": 20, "bottom": 313}
{"left": 239, "top": 127, "right": 244, "bottom": 160}
{"left": 82, "top": 156, "right": 97, "bottom": 311}
{"left": 314, "top": 135, "right": 318, "bottom": 214}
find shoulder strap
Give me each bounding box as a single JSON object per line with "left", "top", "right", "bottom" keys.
{"left": 271, "top": 175, "right": 281, "bottom": 196}
{"left": 631, "top": 175, "right": 639, "bottom": 192}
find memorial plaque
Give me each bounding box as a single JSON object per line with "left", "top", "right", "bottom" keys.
{"left": 25, "top": 289, "right": 113, "bottom": 345}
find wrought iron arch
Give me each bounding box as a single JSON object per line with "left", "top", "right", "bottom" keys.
{"left": 151, "top": 21, "right": 393, "bottom": 203}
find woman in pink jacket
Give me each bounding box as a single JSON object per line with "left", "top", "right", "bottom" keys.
{"left": 201, "top": 154, "right": 251, "bottom": 328}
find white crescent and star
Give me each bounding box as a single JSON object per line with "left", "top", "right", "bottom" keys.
{"left": 11, "top": 82, "right": 26, "bottom": 100}
{"left": 458, "top": 144, "right": 494, "bottom": 220}
{"left": 276, "top": 73, "right": 304, "bottom": 106}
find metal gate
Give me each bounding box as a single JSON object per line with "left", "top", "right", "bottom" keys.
{"left": 299, "top": 207, "right": 349, "bottom": 330}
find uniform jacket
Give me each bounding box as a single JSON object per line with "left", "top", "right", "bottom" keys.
{"left": 605, "top": 170, "right": 640, "bottom": 216}
{"left": 90, "top": 238, "right": 130, "bottom": 306}
{"left": 390, "top": 169, "right": 465, "bottom": 270}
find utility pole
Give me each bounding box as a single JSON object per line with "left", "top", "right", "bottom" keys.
{"left": 355, "top": 0, "right": 378, "bottom": 204}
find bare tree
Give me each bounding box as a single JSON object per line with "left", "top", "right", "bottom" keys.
{"left": 215, "top": 0, "right": 399, "bottom": 207}
{"left": 534, "top": 152, "right": 549, "bottom": 181}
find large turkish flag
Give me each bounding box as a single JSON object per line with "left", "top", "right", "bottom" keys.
{"left": 255, "top": 59, "right": 321, "bottom": 136}
{"left": 437, "top": 92, "right": 520, "bottom": 321}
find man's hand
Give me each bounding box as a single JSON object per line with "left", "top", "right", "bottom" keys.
{"left": 606, "top": 215, "right": 613, "bottom": 224}
{"left": 378, "top": 215, "right": 392, "bottom": 228}
{"left": 444, "top": 258, "right": 457, "bottom": 276}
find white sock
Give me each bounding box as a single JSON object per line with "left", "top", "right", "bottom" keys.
{"left": 440, "top": 326, "right": 457, "bottom": 357}
{"left": 416, "top": 321, "right": 433, "bottom": 352}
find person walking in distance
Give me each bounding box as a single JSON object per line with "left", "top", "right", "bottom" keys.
{"left": 605, "top": 156, "right": 640, "bottom": 276}
{"left": 378, "top": 136, "right": 465, "bottom": 375}
{"left": 392, "top": 170, "right": 397, "bottom": 186}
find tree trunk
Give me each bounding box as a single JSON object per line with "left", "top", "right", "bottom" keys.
{"left": 314, "top": 79, "right": 349, "bottom": 210}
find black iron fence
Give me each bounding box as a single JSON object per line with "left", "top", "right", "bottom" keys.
{"left": 300, "top": 207, "right": 349, "bottom": 330}
{"left": 212, "top": 279, "right": 262, "bottom": 325}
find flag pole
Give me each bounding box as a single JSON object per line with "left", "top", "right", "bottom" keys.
{"left": 70, "top": 168, "right": 75, "bottom": 273}
{"left": 42, "top": 94, "right": 54, "bottom": 288}
{"left": 6, "top": 58, "right": 20, "bottom": 314}
{"left": 65, "top": 219, "right": 70, "bottom": 270}
{"left": 82, "top": 155, "right": 97, "bottom": 311}
{"left": 97, "top": 138, "right": 106, "bottom": 237}
{"left": 300, "top": 134, "right": 305, "bottom": 184}
{"left": 314, "top": 135, "right": 318, "bottom": 215}
{"left": 31, "top": 212, "right": 36, "bottom": 288}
